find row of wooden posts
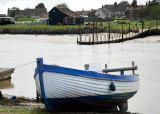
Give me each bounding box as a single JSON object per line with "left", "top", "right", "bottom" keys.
{"left": 77, "top": 19, "right": 159, "bottom": 44}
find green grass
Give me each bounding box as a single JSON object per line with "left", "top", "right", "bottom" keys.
{"left": 0, "top": 19, "right": 159, "bottom": 31}
{"left": 15, "top": 17, "right": 38, "bottom": 21}
{"left": 100, "top": 19, "right": 158, "bottom": 30}
{"left": 0, "top": 107, "right": 47, "bottom": 114}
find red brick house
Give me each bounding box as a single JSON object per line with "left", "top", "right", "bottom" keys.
{"left": 125, "top": 5, "right": 146, "bottom": 18}
{"left": 8, "top": 8, "right": 47, "bottom": 18}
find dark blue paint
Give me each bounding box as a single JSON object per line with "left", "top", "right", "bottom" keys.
{"left": 45, "top": 91, "right": 137, "bottom": 109}
{"left": 36, "top": 58, "right": 52, "bottom": 110}
{"left": 36, "top": 58, "right": 139, "bottom": 82}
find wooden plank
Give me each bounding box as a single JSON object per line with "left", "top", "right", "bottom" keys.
{"left": 0, "top": 68, "right": 15, "bottom": 81}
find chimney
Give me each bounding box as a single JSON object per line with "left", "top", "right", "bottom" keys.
{"left": 114, "top": 2, "right": 117, "bottom": 6}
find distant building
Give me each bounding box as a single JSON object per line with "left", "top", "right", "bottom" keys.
{"left": 75, "top": 9, "right": 97, "bottom": 17}
{"left": 95, "top": 7, "right": 112, "bottom": 19}
{"left": 125, "top": 5, "right": 146, "bottom": 18}
{"left": 49, "top": 7, "right": 83, "bottom": 25}
{"left": 95, "top": 3, "right": 128, "bottom": 19}
{"left": 0, "top": 14, "right": 7, "bottom": 17}
{"left": 124, "top": 0, "right": 146, "bottom": 19}
{"left": 8, "top": 8, "right": 47, "bottom": 18}
{"left": 43, "top": 13, "right": 49, "bottom": 18}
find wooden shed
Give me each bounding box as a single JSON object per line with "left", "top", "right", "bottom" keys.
{"left": 49, "top": 7, "right": 84, "bottom": 25}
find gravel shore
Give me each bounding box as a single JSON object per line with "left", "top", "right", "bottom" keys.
{"left": 0, "top": 94, "right": 139, "bottom": 114}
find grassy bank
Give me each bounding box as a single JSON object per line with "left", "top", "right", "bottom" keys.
{"left": 0, "top": 19, "right": 158, "bottom": 34}
{"left": 0, "top": 97, "right": 138, "bottom": 114}
{"left": 0, "top": 107, "right": 138, "bottom": 114}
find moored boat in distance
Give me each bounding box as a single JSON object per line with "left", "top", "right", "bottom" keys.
{"left": 34, "top": 58, "right": 140, "bottom": 111}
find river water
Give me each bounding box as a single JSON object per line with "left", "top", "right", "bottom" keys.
{"left": 0, "top": 34, "right": 160, "bottom": 114}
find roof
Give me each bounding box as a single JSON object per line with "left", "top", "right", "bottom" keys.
{"left": 101, "top": 8, "right": 112, "bottom": 14}
{"left": 52, "top": 7, "right": 80, "bottom": 18}
{"left": 125, "top": 5, "right": 146, "bottom": 11}
{"left": 75, "top": 9, "right": 97, "bottom": 17}
{"left": 104, "top": 4, "right": 128, "bottom": 13}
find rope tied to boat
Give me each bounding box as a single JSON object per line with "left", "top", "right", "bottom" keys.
{"left": 14, "top": 60, "right": 36, "bottom": 69}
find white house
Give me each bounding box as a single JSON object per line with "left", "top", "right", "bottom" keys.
{"left": 95, "top": 8, "right": 112, "bottom": 19}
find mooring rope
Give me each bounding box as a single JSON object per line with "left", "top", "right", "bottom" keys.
{"left": 141, "top": 76, "right": 160, "bottom": 84}
{"left": 14, "top": 61, "right": 36, "bottom": 69}
{"left": 13, "top": 60, "right": 160, "bottom": 84}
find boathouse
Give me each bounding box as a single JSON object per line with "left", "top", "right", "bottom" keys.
{"left": 49, "top": 7, "right": 84, "bottom": 25}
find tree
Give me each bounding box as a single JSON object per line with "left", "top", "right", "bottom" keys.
{"left": 9, "top": 7, "right": 20, "bottom": 17}
{"left": 35, "top": 3, "right": 45, "bottom": 9}
{"left": 131, "top": 0, "right": 137, "bottom": 7}
{"left": 142, "top": 5, "right": 160, "bottom": 19}
{"left": 56, "top": 3, "right": 68, "bottom": 8}
{"left": 148, "top": 0, "right": 160, "bottom": 6}
{"left": 118, "top": 1, "right": 130, "bottom": 6}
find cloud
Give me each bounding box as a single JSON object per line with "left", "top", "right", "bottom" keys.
{"left": 0, "top": 0, "right": 147, "bottom": 14}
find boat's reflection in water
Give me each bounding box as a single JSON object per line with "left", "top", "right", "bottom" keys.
{"left": 0, "top": 79, "right": 14, "bottom": 89}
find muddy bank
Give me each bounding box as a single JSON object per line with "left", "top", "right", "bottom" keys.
{"left": 0, "top": 94, "right": 139, "bottom": 114}
{"left": 0, "top": 94, "right": 45, "bottom": 110}
{"left": 0, "top": 28, "right": 129, "bottom": 35}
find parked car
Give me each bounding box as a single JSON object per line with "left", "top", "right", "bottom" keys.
{"left": 0, "top": 17, "right": 15, "bottom": 25}
{"left": 85, "top": 22, "right": 91, "bottom": 26}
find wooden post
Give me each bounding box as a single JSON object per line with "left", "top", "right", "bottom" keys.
{"left": 118, "top": 28, "right": 120, "bottom": 39}
{"left": 108, "top": 21, "right": 111, "bottom": 42}
{"left": 122, "top": 25, "right": 124, "bottom": 41}
{"left": 92, "top": 18, "right": 95, "bottom": 43}
{"left": 132, "top": 26, "right": 133, "bottom": 37}
{"left": 84, "top": 64, "right": 89, "bottom": 70}
{"left": 96, "top": 19, "right": 98, "bottom": 42}
{"left": 79, "top": 23, "right": 82, "bottom": 42}
{"left": 129, "top": 23, "right": 130, "bottom": 38}
{"left": 0, "top": 91, "right": 3, "bottom": 100}
{"left": 132, "top": 61, "right": 135, "bottom": 74}
{"left": 117, "top": 30, "right": 118, "bottom": 40}
{"left": 156, "top": 20, "right": 158, "bottom": 29}
{"left": 142, "top": 21, "right": 144, "bottom": 33}
{"left": 105, "top": 64, "right": 107, "bottom": 74}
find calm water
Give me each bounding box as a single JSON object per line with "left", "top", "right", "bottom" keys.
{"left": 0, "top": 34, "right": 160, "bottom": 114}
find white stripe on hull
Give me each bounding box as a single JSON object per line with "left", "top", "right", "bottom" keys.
{"left": 35, "top": 72, "right": 139, "bottom": 99}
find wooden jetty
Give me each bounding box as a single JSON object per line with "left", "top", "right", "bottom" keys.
{"left": 0, "top": 68, "right": 15, "bottom": 81}
{"left": 77, "top": 29, "right": 160, "bottom": 45}
{"left": 77, "top": 19, "right": 160, "bottom": 45}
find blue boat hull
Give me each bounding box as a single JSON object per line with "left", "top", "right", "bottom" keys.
{"left": 44, "top": 91, "right": 136, "bottom": 110}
